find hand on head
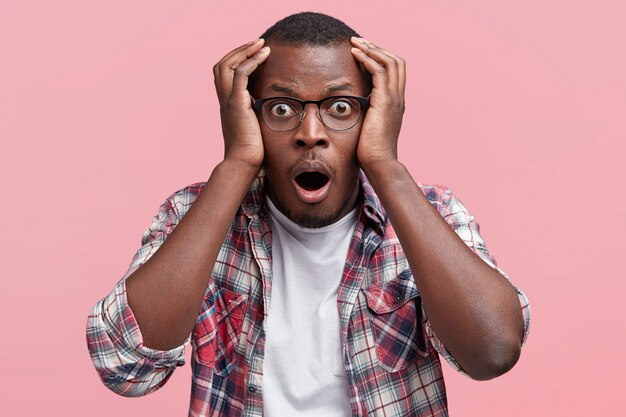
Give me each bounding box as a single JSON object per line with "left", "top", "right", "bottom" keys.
{"left": 350, "top": 37, "right": 406, "bottom": 169}
{"left": 213, "top": 39, "right": 270, "bottom": 170}
{"left": 212, "top": 33, "right": 406, "bottom": 228}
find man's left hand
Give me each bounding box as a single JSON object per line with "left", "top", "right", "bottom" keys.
{"left": 350, "top": 37, "right": 406, "bottom": 169}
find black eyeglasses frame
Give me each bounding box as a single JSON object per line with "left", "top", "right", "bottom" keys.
{"left": 251, "top": 95, "right": 370, "bottom": 132}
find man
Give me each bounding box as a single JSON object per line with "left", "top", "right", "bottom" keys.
{"left": 87, "top": 12, "right": 530, "bottom": 417}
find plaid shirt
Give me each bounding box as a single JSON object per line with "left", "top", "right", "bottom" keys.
{"left": 87, "top": 171, "right": 530, "bottom": 417}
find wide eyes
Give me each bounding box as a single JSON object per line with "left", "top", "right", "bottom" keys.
{"left": 326, "top": 99, "right": 353, "bottom": 117}
{"left": 269, "top": 102, "right": 297, "bottom": 117}
{"left": 269, "top": 99, "right": 354, "bottom": 118}
{"left": 254, "top": 95, "right": 368, "bottom": 132}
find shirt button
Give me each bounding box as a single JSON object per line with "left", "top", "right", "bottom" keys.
{"left": 395, "top": 294, "right": 403, "bottom": 303}
{"left": 248, "top": 385, "right": 256, "bottom": 393}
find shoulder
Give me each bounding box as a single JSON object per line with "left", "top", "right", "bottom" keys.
{"left": 378, "top": 182, "right": 465, "bottom": 241}
{"left": 168, "top": 181, "right": 207, "bottom": 198}
{"left": 416, "top": 182, "right": 474, "bottom": 222}
{"left": 159, "top": 181, "right": 207, "bottom": 217}
{"left": 416, "top": 182, "right": 454, "bottom": 208}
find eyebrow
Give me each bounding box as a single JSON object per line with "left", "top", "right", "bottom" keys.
{"left": 268, "top": 82, "right": 356, "bottom": 97}
{"left": 269, "top": 84, "right": 297, "bottom": 95}
{"left": 326, "top": 83, "right": 355, "bottom": 93}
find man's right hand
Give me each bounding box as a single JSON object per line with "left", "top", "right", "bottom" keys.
{"left": 213, "top": 39, "right": 270, "bottom": 169}
{"left": 124, "top": 41, "right": 271, "bottom": 351}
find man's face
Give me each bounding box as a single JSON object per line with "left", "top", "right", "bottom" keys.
{"left": 253, "top": 42, "right": 367, "bottom": 228}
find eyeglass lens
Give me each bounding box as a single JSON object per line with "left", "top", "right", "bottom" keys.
{"left": 261, "top": 97, "right": 363, "bottom": 131}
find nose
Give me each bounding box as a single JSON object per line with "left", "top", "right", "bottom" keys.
{"left": 293, "top": 103, "right": 329, "bottom": 149}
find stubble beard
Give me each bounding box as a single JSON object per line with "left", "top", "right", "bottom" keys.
{"left": 264, "top": 151, "right": 361, "bottom": 228}
{"left": 265, "top": 180, "right": 361, "bottom": 229}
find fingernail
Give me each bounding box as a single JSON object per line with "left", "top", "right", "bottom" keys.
{"left": 258, "top": 46, "right": 270, "bottom": 53}
{"left": 352, "top": 36, "right": 364, "bottom": 43}
{"left": 351, "top": 47, "right": 363, "bottom": 53}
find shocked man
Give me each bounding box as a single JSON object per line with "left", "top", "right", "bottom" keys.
{"left": 87, "top": 12, "right": 530, "bottom": 417}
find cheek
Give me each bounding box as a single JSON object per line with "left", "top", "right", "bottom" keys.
{"left": 338, "top": 135, "right": 360, "bottom": 163}
{"left": 260, "top": 127, "right": 277, "bottom": 160}
{"left": 261, "top": 138, "right": 289, "bottom": 177}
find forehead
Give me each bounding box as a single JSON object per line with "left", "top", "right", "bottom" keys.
{"left": 255, "top": 42, "right": 366, "bottom": 97}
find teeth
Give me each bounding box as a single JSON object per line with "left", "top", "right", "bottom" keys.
{"left": 296, "top": 172, "right": 329, "bottom": 191}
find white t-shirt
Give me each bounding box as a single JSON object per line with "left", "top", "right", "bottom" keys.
{"left": 263, "top": 198, "right": 358, "bottom": 417}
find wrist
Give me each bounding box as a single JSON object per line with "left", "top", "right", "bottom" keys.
{"left": 361, "top": 157, "right": 403, "bottom": 178}
{"left": 361, "top": 158, "right": 411, "bottom": 191}
{"left": 218, "top": 158, "right": 262, "bottom": 180}
{"left": 357, "top": 144, "right": 398, "bottom": 174}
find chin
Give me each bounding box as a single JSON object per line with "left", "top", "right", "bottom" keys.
{"left": 270, "top": 195, "right": 355, "bottom": 229}
{"left": 290, "top": 213, "right": 341, "bottom": 229}
{"left": 265, "top": 169, "right": 361, "bottom": 228}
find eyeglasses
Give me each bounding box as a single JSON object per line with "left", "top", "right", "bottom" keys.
{"left": 253, "top": 95, "right": 369, "bottom": 132}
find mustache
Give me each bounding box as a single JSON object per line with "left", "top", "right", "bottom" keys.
{"left": 286, "top": 151, "right": 337, "bottom": 178}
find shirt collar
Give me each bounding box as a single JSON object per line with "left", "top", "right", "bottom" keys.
{"left": 359, "top": 170, "right": 387, "bottom": 231}
{"left": 240, "top": 170, "right": 267, "bottom": 219}
{"left": 241, "top": 169, "right": 387, "bottom": 231}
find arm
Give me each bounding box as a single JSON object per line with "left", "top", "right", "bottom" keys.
{"left": 124, "top": 39, "right": 270, "bottom": 351}
{"left": 351, "top": 37, "right": 526, "bottom": 380}
{"left": 87, "top": 39, "right": 272, "bottom": 396}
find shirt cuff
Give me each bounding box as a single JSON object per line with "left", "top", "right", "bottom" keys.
{"left": 95, "top": 279, "right": 188, "bottom": 366}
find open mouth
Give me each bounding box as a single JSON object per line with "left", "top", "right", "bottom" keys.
{"left": 291, "top": 170, "right": 333, "bottom": 204}
{"left": 294, "top": 171, "right": 330, "bottom": 191}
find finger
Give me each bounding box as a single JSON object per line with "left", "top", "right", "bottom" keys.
{"left": 351, "top": 37, "right": 403, "bottom": 93}
{"left": 365, "top": 43, "right": 406, "bottom": 95}
{"left": 351, "top": 46, "right": 388, "bottom": 92}
{"left": 215, "top": 39, "right": 265, "bottom": 96}
{"left": 214, "top": 40, "right": 259, "bottom": 83}
{"left": 351, "top": 37, "right": 398, "bottom": 90}
{"left": 352, "top": 37, "right": 398, "bottom": 63}
{"left": 375, "top": 46, "right": 406, "bottom": 95}
{"left": 222, "top": 39, "right": 263, "bottom": 63}
{"left": 231, "top": 46, "right": 271, "bottom": 99}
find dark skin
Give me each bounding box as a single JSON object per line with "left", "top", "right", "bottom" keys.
{"left": 254, "top": 42, "right": 363, "bottom": 229}
{"left": 126, "top": 37, "right": 524, "bottom": 380}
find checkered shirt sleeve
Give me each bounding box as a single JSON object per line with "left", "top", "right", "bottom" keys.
{"left": 421, "top": 185, "right": 531, "bottom": 376}
{"left": 86, "top": 190, "right": 190, "bottom": 396}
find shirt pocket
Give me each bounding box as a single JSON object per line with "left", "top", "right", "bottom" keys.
{"left": 192, "top": 287, "right": 248, "bottom": 376}
{"left": 364, "top": 270, "right": 429, "bottom": 373}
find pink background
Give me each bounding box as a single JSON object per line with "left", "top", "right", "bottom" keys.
{"left": 1, "top": 0, "right": 624, "bottom": 415}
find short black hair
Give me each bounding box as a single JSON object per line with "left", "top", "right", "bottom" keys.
{"left": 261, "top": 11, "right": 361, "bottom": 46}
{"left": 248, "top": 12, "right": 372, "bottom": 95}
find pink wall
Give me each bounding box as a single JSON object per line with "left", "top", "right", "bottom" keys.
{"left": 1, "top": 1, "right": 624, "bottom": 415}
